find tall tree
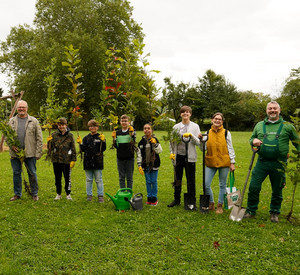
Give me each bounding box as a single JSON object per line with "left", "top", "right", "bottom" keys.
{"left": 277, "top": 68, "right": 300, "bottom": 120}
{"left": 0, "top": 0, "right": 144, "bottom": 116}
{"left": 197, "top": 69, "right": 240, "bottom": 128}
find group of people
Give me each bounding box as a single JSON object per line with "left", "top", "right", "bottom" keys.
{"left": 6, "top": 100, "right": 299, "bottom": 223}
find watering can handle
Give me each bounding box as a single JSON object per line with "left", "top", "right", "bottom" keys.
{"left": 133, "top": 192, "right": 143, "bottom": 198}
{"left": 117, "top": 188, "right": 133, "bottom": 195}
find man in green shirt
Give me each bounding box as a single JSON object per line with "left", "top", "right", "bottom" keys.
{"left": 244, "top": 101, "right": 300, "bottom": 223}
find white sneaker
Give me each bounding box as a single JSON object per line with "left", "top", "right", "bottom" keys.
{"left": 54, "top": 194, "right": 62, "bottom": 200}
{"left": 66, "top": 194, "right": 72, "bottom": 200}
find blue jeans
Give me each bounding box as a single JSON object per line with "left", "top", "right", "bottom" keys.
{"left": 144, "top": 168, "right": 158, "bottom": 199}
{"left": 11, "top": 157, "right": 38, "bottom": 196}
{"left": 117, "top": 158, "right": 134, "bottom": 189}
{"left": 205, "top": 166, "right": 229, "bottom": 204}
{"left": 85, "top": 169, "right": 104, "bottom": 196}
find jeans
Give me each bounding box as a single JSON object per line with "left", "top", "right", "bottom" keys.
{"left": 144, "top": 168, "right": 158, "bottom": 199}
{"left": 11, "top": 157, "right": 38, "bottom": 196}
{"left": 85, "top": 169, "right": 104, "bottom": 196}
{"left": 117, "top": 158, "right": 134, "bottom": 189}
{"left": 53, "top": 163, "right": 71, "bottom": 195}
{"left": 205, "top": 166, "right": 229, "bottom": 204}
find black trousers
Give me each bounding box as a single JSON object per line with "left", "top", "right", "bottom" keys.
{"left": 174, "top": 155, "right": 196, "bottom": 203}
{"left": 53, "top": 163, "right": 71, "bottom": 195}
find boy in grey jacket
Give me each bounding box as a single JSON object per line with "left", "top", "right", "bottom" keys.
{"left": 168, "top": 106, "right": 200, "bottom": 207}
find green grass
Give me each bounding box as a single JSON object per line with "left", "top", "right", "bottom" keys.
{"left": 0, "top": 131, "right": 299, "bottom": 274}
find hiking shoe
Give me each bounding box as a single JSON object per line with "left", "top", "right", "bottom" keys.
{"left": 216, "top": 203, "right": 223, "bottom": 214}
{"left": 270, "top": 213, "right": 279, "bottom": 223}
{"left": 33, "top": 196, "right": 39, "bottom": 201}
{"left": 66, "top": 194, "right": 72, "bottom": 200}
{"left": 209, "top": 202, "right": 215, "bottom": 211}
{"left": 54, "top": 194, "right": 62, "bottom": 200}
{"left": 98, "top": 195, "right": 104, "bottom": 203}
{"left": 87, "top": 195, "right": 92, "bottom": 201}
{"left": 10, "top": 195, "right": 20, "bottom": 201}
{"left": 168, "top": 201, "right": 180, "bottom": 207}
{"left": 243, "top": 212, "right": 255, "bottom": 219}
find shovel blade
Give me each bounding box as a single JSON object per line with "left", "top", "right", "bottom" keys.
{"left": 229, "top": 205, "right": 246, "bottom": 221}
{"left": 199, "top": 194, "right": 210, "bottom": 214}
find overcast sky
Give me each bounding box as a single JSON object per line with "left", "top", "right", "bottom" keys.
{"left": 1, "top": 0, "right": 300, "bottom": 97}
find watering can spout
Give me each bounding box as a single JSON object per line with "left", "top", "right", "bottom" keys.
{"left": 105, "top": 192, "right": 118, "bottom": 207}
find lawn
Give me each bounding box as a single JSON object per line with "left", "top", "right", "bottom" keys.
{"left": 0, "top": 131, "right": 299, "bottom": 274}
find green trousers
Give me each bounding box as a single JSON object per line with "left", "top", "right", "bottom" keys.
{"left": 246, "top": 158, "right": 286, "bottom": 215}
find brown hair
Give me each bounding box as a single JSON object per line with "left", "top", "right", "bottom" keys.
{"left": 180, "top": 106, "right": 192, "bottom": 115}
{"left": 88, "top": 120, "right": 99, "bottom": 127}
{"left": 120, "top": 114, "right": 130, "bottom": 121}
{"left": 212, "top": 112, "right": 225, "bottom": 121}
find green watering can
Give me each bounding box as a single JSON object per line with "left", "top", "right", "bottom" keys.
{"left": 105, "top": 188, "right": 133, "bottom": 211}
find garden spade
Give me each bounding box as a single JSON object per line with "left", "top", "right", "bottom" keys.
{"left": 199, "top": 134, "right": 209, "bottom": 213}
{"left": 229, "top": 147, "right": 258, "bottom": 221}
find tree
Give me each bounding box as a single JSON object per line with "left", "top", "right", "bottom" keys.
{"left": 196, "top": 69, "right": 240, "bottom": 129}
{"left": 0, "top": 0, "right": 144, "bottom": 116}
{"left": 162, "top": 77, "right": 192, "bottom": 122}
{"left": 277, "top": 68, "right": 300, "bottom": 120}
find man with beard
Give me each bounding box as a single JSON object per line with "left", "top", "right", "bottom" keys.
{"left": 244, "top": 101, "right": 299, "bottom": 222}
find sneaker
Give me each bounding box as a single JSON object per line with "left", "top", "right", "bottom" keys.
{"left": 98, "top": 195, "right": 104, "bottom": 203}
{"left": 33, "top": 196, "right": 39, "bottom": 201}
{"left": 10, "top": 195, "right": 20, "bottom": 201}
{"left": 167, "top": 201, "right": 180, "bottom": 207}
{"left": 270, "top": 213, "right": 279, "bottom": 223}
{"left": 243, "top": 212, "right": 255, "bottom": 219}
{"left": 146, "top": 197, "right": 152, "bottom": 205}
{"left": 54, "top": 194, "right": 62, "bottom": 200}
{"left": 66, "top": 194, "right": 72, "bottom": 200}
{"left": 87, "top": 195, "right": 92, "bottom": 201}
{"left": 151, "top": 199, "right": 158, "bottom": 206}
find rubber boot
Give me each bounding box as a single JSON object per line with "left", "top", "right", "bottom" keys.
{"left": 216, "top": 203, "right": 223, "bottom": 214}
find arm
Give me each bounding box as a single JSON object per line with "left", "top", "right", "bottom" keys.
{"left": 35, "top": 121, "right": 43, "bottom": 160}
{"left": 152, "top": 139, "right": 162, "bottom": 154}
{"left": 136, "top": 147, "right": 142, "bottom": 167}
{"left": 226, "top": 131, "right": 236, "bottom": 164}
{"left": 249, "top": 123, "right": 263, "bottom": 147}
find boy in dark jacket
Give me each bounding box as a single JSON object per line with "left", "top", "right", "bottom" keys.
{"left": 79, "top": 120, "right": 106, "bottom": 202}
{"left": 48, "top": 118, "right": 76, "bottom": 200}
{"left": 112, "top": 114, "right": 136, "bottom": 189}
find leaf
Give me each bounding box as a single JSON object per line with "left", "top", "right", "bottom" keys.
{"left": 213, "top": 241, "right": 220, "bottom": 249}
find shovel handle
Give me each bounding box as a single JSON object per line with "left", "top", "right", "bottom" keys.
{"left": 238, "top": 147, "right": 259, "bottom": 209}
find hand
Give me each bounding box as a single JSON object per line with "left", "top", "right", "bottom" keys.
{"left": 112, "top": 131, "right": 116, "bottom": 139}
{"left": 150, "top": 137, "right": 156, "bottom": 144}
{"left": 100, "top": 134, "right": 105, "bottom": 141}
{"left": 183, "top": 133, "right": 192, "bottom": 138}
{"left": 169, "top": 153, "right": 175, "bottom": 160}
{"left": 138, "top": 166, "right": 144, "bottom": 175}
{"left": 12, "top": 146, "right": 19, "bottom": 153}
{"left": 76, "top": 136, "right": 82, "bottom": 144}
{"left": 253, "top": 138, "right": 263, "bottom": 147}
{"left": 47, "top": 136, "right": 53, "bottom": 142}
{"left": 198, "top": 133, "right": 203, "bottom": 140}
{"left": 70, "top": 161, "right": 76, "bottom": 169}
{"left": 230, "top": 163, "right": 235, "bottom": 171}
